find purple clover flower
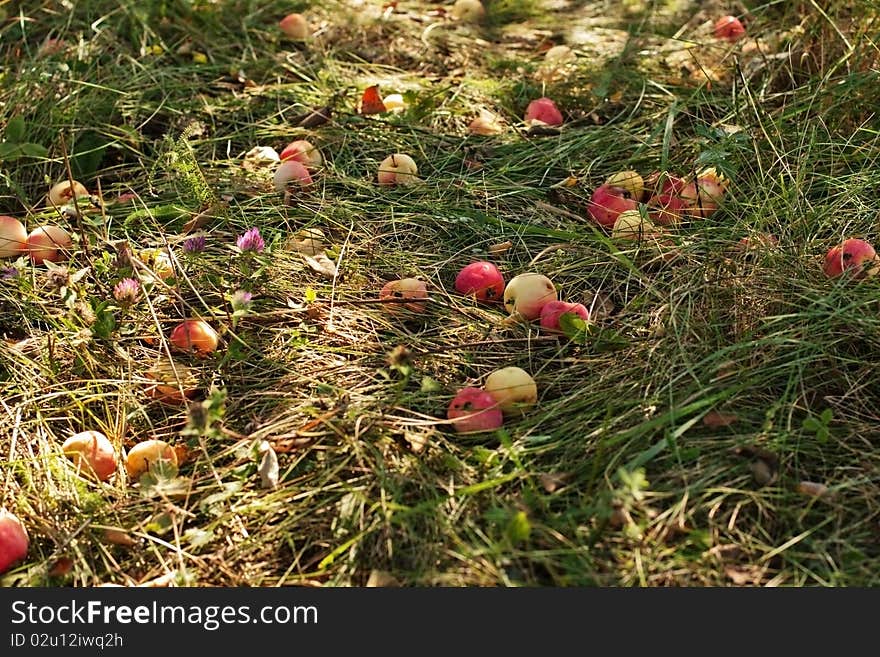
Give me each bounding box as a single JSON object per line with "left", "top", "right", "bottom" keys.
{"left": 236, "top": 227, "right": 265, "bottom": 254}
{"left": 230, "top": 289, "right": 253, "bottom": 312}
{"left": 183, "top": 235, "right": 207, "bottom": 254}
{"left": 113, "top": 277, "right": 140, "bottom": 307}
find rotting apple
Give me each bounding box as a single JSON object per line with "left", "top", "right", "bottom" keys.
{"left": 524, "top": 97, "right": 563, "bottom": 127}
{"left": 273, "top": 160, "right": 313, "bottom": 192}
{"left": 714, "top": 15, "right": 746, "bottom": 42}
{"left": 447, "top": 387, "right": 503, "bottom": 433}
{"left": 144, "top": 358, "right": 198, "bottom": 405}
{"left": 379, "top": 277, "right": 428, "bottom": 313}
{"left": 455, "top": 261, "right": 505, "bottom": 303}
{"left": 587, "top": 184, "right": 638, "bottom": 228}
{"left": 279, "top": 140, "right": 323, "bottom": 170}
{"left": 0, "top": 216, "right": 27, "bottom": 258}
{"left": 62, "top": 430, "right": 117, "bottom": 482}
{"left": 124, "top": 439, "right": 178, "bottom": 480}
{"left": 377, "top": 154, "right": 420, "bottom": 186}
{"left": 483, "top": 367, "right": 537, "bottom": 415}
{"left": 26, "top": 225, "right": 72, "bottom": 265}
{"left": 48, "top": 180, "right": 88, "bottom": 208}
{"left": 823, "top": 238, "right": 880, "bottom": 279}
{"left": 170, "top": 319, "right": 219, "bottom": 355}
{"left": 279, "top": 13, "right": 311, "bottom": 40}
{"left": 539, "top": 300, "right": 590, "bottom": 332}
{"left": 0, "top": 509, "right": 28, "bottom": 575}
{"left": 503, "top": 272, "right": 557, "bottom": 320}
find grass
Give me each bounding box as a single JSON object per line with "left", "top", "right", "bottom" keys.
{"left": 1, "top": 0, "right": 879, "bottom": 587}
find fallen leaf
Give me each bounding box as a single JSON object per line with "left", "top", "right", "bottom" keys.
{"left": 359, "top": 85, "right": 387, "bottom": 115}
{"left": 182, "top": 201, "right": 227, "bottom": 234}
{"left": 538, "top": 472, "right": 569, "bottom": 493}
{"left": 258, "top": 440, "right": 279, "bottom": 490}
{"left": 749, "top": 459, "right": 776, "bottom": 487}
{"left": 290, "top": 229, "right": 338, "bottom": 278}
{"left": 48, "top": 557, "right": 74, "bottom": 577}
{"left": 488, "top": 240, "right": 513, "bottom": 255}
{"left": 366, "top": 570, "right": 399, "bottom": 587}
{"left": 302, "top": 252, "right": 337, "bottom": 278}
{"left": 796, "top": 481, "right": 829, "bottom": 499}
{"left": 725, "top": 565, "right": 761, "bottom": 585}
{"left": 298, "top": 105, "right": 333, "bottom": 128}
{"left": 103, "top": 529, "right": 139, "bottom": 548}
{"left": 703, "top": 410, "right": 739, "bottom": 428}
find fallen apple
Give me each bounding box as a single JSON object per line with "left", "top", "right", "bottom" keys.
{"left": 604, "top": 170, "right": 644, "bottom": 200}
{"left": 0, "top": 216, "right": 27, "bottom": 258}
{"left": 144, "top": 358, "right": 198, "bottom": 404}
{"left": 383, "top": 94, "right": 407, "bottom": 112}
{"left": 680, "top": 168, "right": 728, "bottom": 218}
{"left": 587, "top": 184, "right": 638, "bottom": 228}
{"left": 170, "top": 319, "right": 219, "bottom": 355}
{"left": 379, "top": 277, "right": 428, "bottom": 313}
{"left": 274, "top": 160, "right": 313, "bottom": 192}
{"left": 714, "top": 15, "right": 746, "bottom": 42}
{"left": 451, "top": 0, "right": 486, "bottom": 22}
{"left": 455, "top": 261, "right": 505, "bottom": 303}
{"left": 823, "top": 238, "right": 880, "bottom": 279}
{"left": 647, "top": 193, "right": 688, "bottom": 226}
{"left": 524, "top": 97, "right": 563, "bottom": 127}
{"left": 503, "top": 272, "right": 558, "bottom": 320}
{"left": 279, "top": 13, "right": 310, "bottom": 40}
{"left": 539, "top": 300, "right": 590, "bottom": 332}
{"left": 612, "top": 209, "right": 658, "bottom": 241}
{"left": 26, "top": 225, "right": 72, "bottom": 265}
{"left": 279, "top": 139, "right": 323, "bottom": 170}
{"left": 447, "top": 387, "right": 503, "bottom": 433}
{"left": 62, "top": 430, "right": 117, "bottom": 482}
{"left": 48, "top": 180, "right": 88, "bottom": 208}
{"left": 0, "top": 509, "right": 28, "bottom": 575}
{"left": 125, "top": 440, "right": 178, "bottom": 480}
{"left": 377, "top": 153, "right": 420, "bottom": 186}
{"left": 483, "top": 367, "right": 537, "bottom": 415}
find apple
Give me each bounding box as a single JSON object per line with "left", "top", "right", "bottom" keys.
{"left": 483, "top": 367, "right": 537, "bottom": 415}
{"left": 524, "top": 97, "right": 563, "bottom": 126}
{"left": 587, "top": 184, "right": 638, "bottom": 228}
{"left": 279, "top": 13, "right": 310, "bottom": 40}
{"left": 0, "top": 509, "right": 28, "bottom": 574}
{"left": 0, "top": 216, "right": 27, "bottom": 258}
{"left": 503, "top": 272, "right": 557, "bottom": 320}
{"left": 604, "top": 171, "right": 644, "bottom": 199}
{"left": 714, "top": 15, "right": 746, "bottom": 42}
{"left": 144, "top": 358, "right": 198, "bottom": 404}
{"left": 274, "top": 160, "right": 313, "bottom": 192}
{"left": 279, "top": 140, "right": 322, "bottom": 170}
{"left": 612, "top": 209, "right": 659, "bottom": 240}
{"left": 170, "top": 319, "right": 219, "bottom": 355}
{"left": 383, "top": 94, "right": 407, "bottom": 112}
{"left": 451, "top": 0, "right": 486, "bottom": 22}
{"left": 125, "top": 440, "right": 178, "bottom": 480}
{"left": 48, "top": 180, "right": 88, "bottom": 208}
{"left": 377, "top": 154, "right": 420, "bottom": 186}
{"left": 823, "top": 238, "right": 880, "bottom": 279}
{"left": 680, "top": 168, "right": 727, "bottom": 218}
{"left": 379, "top": 278, "right": 428, "bottom": 313}
{"left": 447, "top": 387, "right": 503, "bottom": 433}
{"left": 62, "top": 430, "right": 117, "bottom": 482}
{"left": 647, "top": 193, "right": 688, "bottom": 226}
{"left": 26, "top": 225, "right": 72, "bottom": 264}
{"left": 539, "top": 300, "right": 590, "bottom": 332}
{"left": 455, "top": 261, "right": 505, "bottom": 302}
{"left": 469, "top": 109, "right": 504, "bottom": 136}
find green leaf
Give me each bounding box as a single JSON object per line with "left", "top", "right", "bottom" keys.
{"left": 304, "top": 286, "right": 317, "bottom": 303}
{"left": 5, "top": 116, "right": 25, "bottom": 143}
{"left": 0, "top": 142, "right": 22, "bottom": 160}
{"left": 803, "top": 417, "right": 820, "bottom": 432}
{"left": 18, "top": 142, "right": 48, "bottom": 158}
{"left": 820, "top": 408, "right": 833, "bottom": 425}
{"left": 558, "top": 312, "right": 589, "bottom": 343}
{"left": 93, "top": 307, "right": 117, "bottom": 339}
{"left": 505, "top": 511, "right": 531, "bottom": 544}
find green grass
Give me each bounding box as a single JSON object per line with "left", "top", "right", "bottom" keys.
{"left": 1, "top": 0, "right": 880, "bottom": 587}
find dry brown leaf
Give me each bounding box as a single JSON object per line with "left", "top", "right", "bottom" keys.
{"left": 488, "top": 240, "right": 512, "bottom": 255}
{"left": 725, "top": 565, "right": 762, "bottom": 586}
{"left": 359, "top": 85, "right": 386, "bottom": 115}
{"left": 103, "top": 529, "right": 139, "bottom": 548}
{"left": 703, "top": 410, "right": 739, "bottom": 428}
{"left": 796, "top": 481, "right": 829, "bottom": 499}
{"left": 366, "top": 570, "right": 399, "bottom": 587}
{"left": 302, "top": 252, "right": 337, "bottom": 278}
{"left": 538, "top": 472, "right": 569, "bottom": 493}
{"left": 258, "top": 440, "right": 279, "bottom": 490}
{"left": 48, "top": 557, "right": 75, "bottom": 577}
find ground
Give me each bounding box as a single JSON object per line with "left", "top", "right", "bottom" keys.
{"left": 1, "top": 0, "right": 879, "bottom": 587}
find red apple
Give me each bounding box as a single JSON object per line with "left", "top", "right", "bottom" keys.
{"left": 483, "top": 367, "right": 537, "bottom": 415}
{"left": 62, "top": 430, "right": 117, "bottom": 482}
{"left": 0, "top": 509, "right": 28, "bottom": 574}
{"left": 503, "top": 273, "right": 557, "bottom": 320}
{"left": 823, "top": 239, "right": 880, "bottom": 279}
{"left": 0, "top": 216, "right": 27, "bottom": 258}
{"left": 377, "top": 154, "right": 420, "bottom": 186}
{"left": 279, "top": 140, "right": 322, "bottom": 170}
{"left": 680, "top": 168, "right": 727, "bottom": 218}
{"left": 279, "top": 13, "right": 310, "bottom": 40}
{"left": 48, "top": 179, "right": 88, "bottom": 208}
{"left": 455, "top": 261, "right": 505, "bottom": 302}
{"left": 714, "top": 15, "right": 746, "bottom": 42}
{"left": 524, "top": 97, "right": 563, "bottom": 126}
{"left": 170, "top": 319, "right": 219, "bottom": 355}
{"left": 26, "top": 225, "right": 72, "bottom": 264}
{"left": 539, "top": 300, "right": 590, "bottom": 331}
{"left": 447, "top": 387, "right": 503, "bottom": 433}
{"left": 125, "top": 440, "right": 178, "bottom": 480}
{"left": 647, "top": 193, "right": 688, "bottom": 226}
{"left": 380, "top": 277, "right": 428, "bottom": 313}
{"left": 274, "top": 160, "right": 313, "bottom": 192}
{"left": 587, "top": 184, "right": 638, "bottom": 228}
